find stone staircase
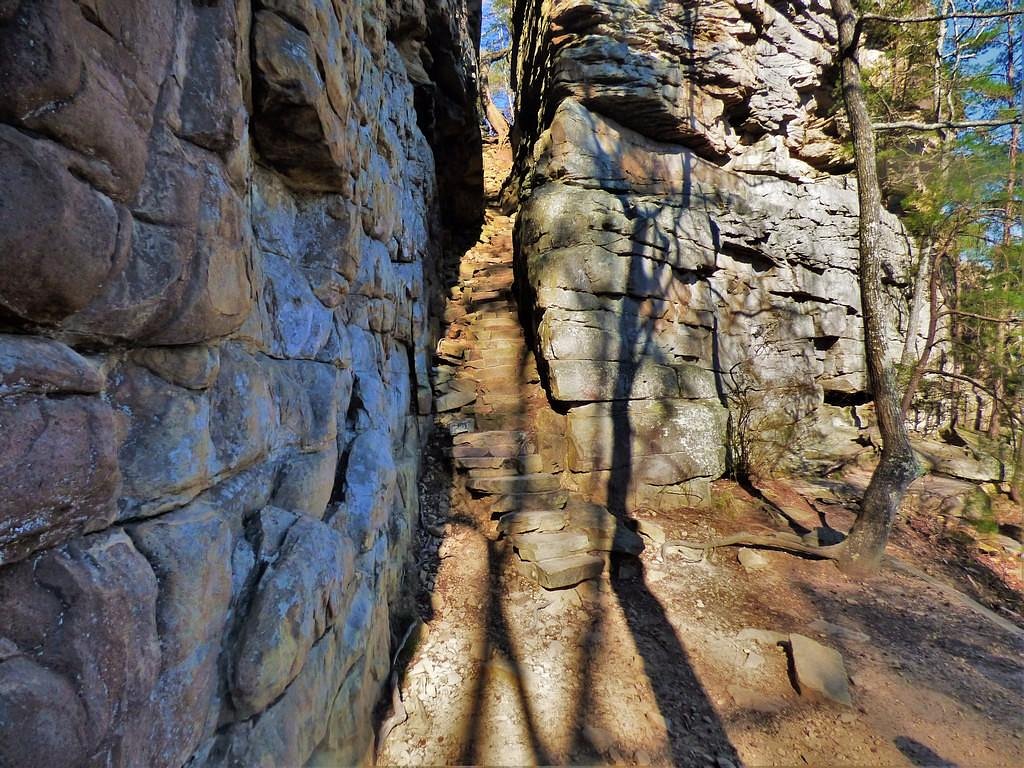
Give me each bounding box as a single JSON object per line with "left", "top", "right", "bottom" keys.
{"left": 432, "top": 210, "right": 643, "bottom": 589}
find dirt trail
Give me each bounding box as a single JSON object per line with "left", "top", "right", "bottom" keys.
{"left": 376, "top": 144, "right": 1024, "bottom": 767}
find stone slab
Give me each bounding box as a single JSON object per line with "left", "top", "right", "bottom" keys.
{"left": 520, "top": 553, "right": 605, "bottom": 590}
{"left": 788, "top": 633, "right": 852, "bottom": 707}
{"left": 468, "top": 473, "right": 561, "bottom": 495}
{"left": 490, "top": 490, "right": 570, "bottom": 513}
{"left": 510, "top": 530, "right": 590, "bottom": 562}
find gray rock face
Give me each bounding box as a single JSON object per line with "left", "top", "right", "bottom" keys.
{"left": 512, "top": 0, "right": 916, "bottom": 492}
{"left": 0, "top": 0, "right": 481, "bottom": 765}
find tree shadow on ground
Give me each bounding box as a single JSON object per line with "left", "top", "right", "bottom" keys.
{"left": 554, "top": 13, "right": 746, "bottom": 756}
{"left": 894, "top": 736, "right": 962, "bottom": 768}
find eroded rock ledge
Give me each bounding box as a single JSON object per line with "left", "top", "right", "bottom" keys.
{"left": 511, "top": 0, "right": 916, "bottom": 504}
{"left": 0, "top": 1, "right": 481, "bottom": 765}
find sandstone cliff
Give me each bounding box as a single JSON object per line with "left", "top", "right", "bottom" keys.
{"left": 0, "top": 1, "right": 481, "bottom": 765}
{"left": 0, "top": 0, "right": 929, "bottom": 764}
{"left": 510, "top": 0, "right": 915, "bottom": 506}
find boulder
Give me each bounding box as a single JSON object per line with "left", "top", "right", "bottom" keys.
{"left": 0, "top": 127, "right": 129, "bottom": 324}
{"left": 333, "top": 429, "right": 398, "bottom": 552}
{"left": 0, "top": 334, "right": 103, "bottom": 396}
{"left": 0, "top": 0, "right": 176, "bottom": 199}
{"left": 787, "top": 633, "right": 852, "bottom": 707}
{"left": 109, "top": 364, "right": 215, "bottom": 518}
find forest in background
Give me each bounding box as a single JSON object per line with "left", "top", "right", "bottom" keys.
{"left": 481, "top": 0, "right": 1023, "bottom": 506}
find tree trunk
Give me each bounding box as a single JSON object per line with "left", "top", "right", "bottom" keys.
{"left": 483, "top": 83, "right": 511, "bottom": 145}
{"left": 901, "top": 239, "right": 932, "bottom": 370}
{"left": 1010, "top": 6, "right": 1022, "bottom": 505}
{"left": 479, "top": 53, "right": 511, "bottom": 145}
{"left": 830, "top": 0, "right": 920, "bottom": 576}
{"left": 900, "top": 245, "right": 943, "bottom": 417}
{"left": 1012, "top": 428, "right": 1024, "bottom": 507}
{"left": 991, "top": 4, "right": 1020, "bottom": 440}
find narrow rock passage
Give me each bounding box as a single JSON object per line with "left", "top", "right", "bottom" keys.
{"left": 376, "top": 144, "right": 738, "bottom": 766}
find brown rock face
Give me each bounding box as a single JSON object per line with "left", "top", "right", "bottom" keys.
{"left": 0, "top": 530, "right": 160, "bottom": 767}
{"left": 0, "top": 0, "right": 482, "bottom": 765}
{"left": 0, "top": 395, "right": 120, "bottom": 565}
{"left": 0, "top": 0, "right": 176, "bottom": 199}
{"left": 0, "top": 126, "right": 129, "bottom": 324}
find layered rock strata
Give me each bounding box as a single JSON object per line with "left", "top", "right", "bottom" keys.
{"left": 431, "top": 199, "right": 643, "bottom": 588}
{"left": 511, "top": 0, "right": 915, "bottom": 500}
{"left": 0, "top": 1, "right": 481, "bottom": 766}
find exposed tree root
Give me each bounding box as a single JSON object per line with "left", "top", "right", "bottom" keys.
{"left": 661, "top": 532, "right": 846, "bottom": 561}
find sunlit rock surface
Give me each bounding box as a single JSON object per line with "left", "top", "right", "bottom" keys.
{"left": 0, "top": 0, "right": 481, "bottom": 765}
{"left": 511, "top": 0, "right": 914, "bottom": 492}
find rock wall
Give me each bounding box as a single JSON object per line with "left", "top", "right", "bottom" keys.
{"left": 510, "top": 0, "right": 915, "bottom": 503}
{"left": 0, "top": 1, "right": 481, "bottom": 766}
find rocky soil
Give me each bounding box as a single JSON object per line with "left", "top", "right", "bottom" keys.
{"left": 380, "top": 471, "right": 1023, "bottom": 767}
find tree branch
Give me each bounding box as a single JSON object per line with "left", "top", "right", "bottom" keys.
{"left": 662, "top": 532, "right": 845, "bottom": 560}
{"left": 481, "top": 46, "right": 511, "bottom": 65}
{"left": 873, "top": 118, "right": 1022, "bottom": 131}
{"left": 861, "top": 10, "right": 1024, "bottom": 24}
{"left": 920, "top": 369, "right": 1022, "bottom": 428}
{"left": 922, "top": 369, "right": 998, "bottom": 398}
{"left": 938, "top": 309, "right": 1024, "bottom": 324}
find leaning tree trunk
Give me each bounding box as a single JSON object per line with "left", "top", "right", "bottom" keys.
{"left": 830, "top": 0, "right": 920, "bottom": 575}
{"left": 1011, "top": 428, "right": 1024, "bottom": 507}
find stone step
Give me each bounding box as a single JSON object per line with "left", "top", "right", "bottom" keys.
{"left": 474, "top": 414, "right": 536, "bottom": 431}
{"left": 443, "top": 304, "right": 467, "bottom": 324}
{"left": 435, "top": 338, "right": 469, "bottom": 361}
{"left": 453, "top": 429, "right": 529, "bottom": 446}
{"left": 431, "top": 366, "right": 454, "bottom": 384}
{"left": 463, "top": 357, "right": 532, "bottom": 372}
{"left": 561, "top": 501, "right": 645, "bottom": 555}
{"left": 477, "top": 393, "right": 531, "bottom": 409}
{"left": 465, "top": 288, "right": 507, "bottom": 304}
{"left": 467, "top": 268, "right": 513, "bottom": 284}
{"left": 498, "top": 510, "right": 568, "bottom": 536}
{"left": 472, "top": 364, "right": 540, "bottom": 386}
{"left": 467, "top": 466, "right": 525, "bottom": 479}
{"left": 454, "top": 454, "right": 538, "bottom": 471}
{"left": 450, "top": 442, "right": 530, "bottom": 460}
{"left": 465, "top": 296, "right": 509, "bottom": 312}
{"left": 490, "top": 489, "right": 569, "bottom": 513}
{"left": 578, "top": 522, "right": 645, "bottom": 555}
{"left": 467, "top": 473, "right": 561, "bottom": 495}
{"left": 510, "top": 530, "right": 590, "bottom": 562}
{"left": 457, "top": 453, "right": 544, "bottom": 475}
{"left": 435, "top": 389, "right": 477, "bottom": 412}
{"left": 468, "top": 345, "right": 523, "bottom": 360}
{"left": 464, "top": 312, "right": 520, "bottom": 327}
{"left": 517, "top": 553, "right": 605, "bottom": 590}
{"left": 433, "top": 376, "right": 476, "bottom": 396}
{"left": 472, "top": 314, "right": 520, "bottom": 326}
{"left": 472, "top": 329, "right": 524, "bottom": 342}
